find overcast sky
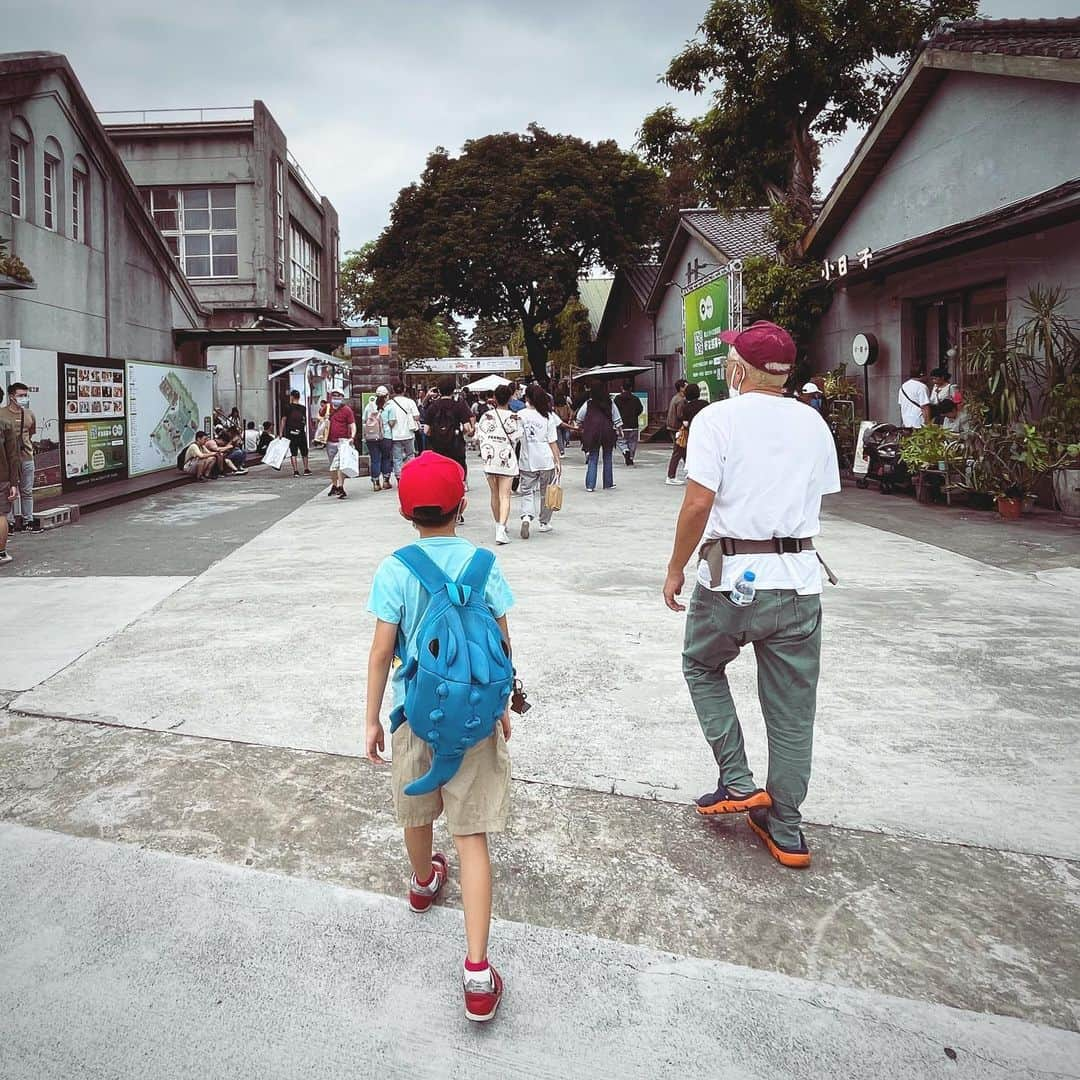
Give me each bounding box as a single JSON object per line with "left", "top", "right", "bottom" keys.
{"left": 4, "top": 0, "right": 1073, "bottom": 253}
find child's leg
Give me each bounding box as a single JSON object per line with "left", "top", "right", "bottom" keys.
{"left": 454, "top": 832, "right": 492, "bottom": 964}
{"left": 404, "top": 824, "right": 434, "bottom": 882}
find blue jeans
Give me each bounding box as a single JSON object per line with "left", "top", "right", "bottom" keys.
{"left": 367, "top": 439, "right": 392, "bottom": 478}
{"left": 391, "top": 439, "right": 415, "bottom": 478}
{"left": 585, "top": 446, "right": 614, "bottom": 490}
{"left": 227, "top": 448, "right": 245, "bottom": 470}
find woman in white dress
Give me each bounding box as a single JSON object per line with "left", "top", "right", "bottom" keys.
{"left": 475, "top": 383, "right": 523, "bottom": 545}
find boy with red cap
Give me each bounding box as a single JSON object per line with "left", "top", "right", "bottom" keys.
{"left": 365, "top": 451, "right": 514, "bottom": 1021}
{"left": 663, "top": 321, "right": 840, "bottom": 869}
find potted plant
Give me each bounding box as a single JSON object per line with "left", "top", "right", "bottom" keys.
{"left": 898, "top": 425, "right": 963, "bottom": 502}
{"left": 978, "top": 423, "right": 1063, "bottom": 520}
{"left": 0, "top": 234, "right": 34, "bottom": 286}
{"left": 1040, "top": 378, "right": 1080, "bottom": 517}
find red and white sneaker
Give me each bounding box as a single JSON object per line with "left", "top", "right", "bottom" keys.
{"left": 463, "top": 965, "right": 504, "bottom": 1023}
{"left": 407, "top": 853, "right": 448, "bottom": 913}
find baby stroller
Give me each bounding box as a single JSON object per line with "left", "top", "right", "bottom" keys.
{"left": 856, "top": 423, "right": 912, "bottom": 495}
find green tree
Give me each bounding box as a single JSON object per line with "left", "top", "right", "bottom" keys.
{"left": 396, "top": 316, "right": 453, "bottom": 366}
{"left": 640, "top": 0, "right": 976, "bottom": 226}
{"left": 469, "top": 317, "right": 516, "bottom": 358}
{"left": 361, "top": 124, "right": 660, "bottom": 381}
{"left": 339, "top": 242, "right": 375, "bottom": 323}
{"left": 548, "top": 299, "right": 593, "bottom": 380}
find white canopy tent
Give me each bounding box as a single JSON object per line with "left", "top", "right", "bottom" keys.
{"left": 464, "top": 374, "right": 512, "bottom": 393}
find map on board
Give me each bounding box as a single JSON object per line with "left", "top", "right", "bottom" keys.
{"left": 127, "top": 361, "right": 214, "bottom": 477}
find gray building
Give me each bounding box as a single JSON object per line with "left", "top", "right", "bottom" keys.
{"left": 805, "top": 18, "right": 1080, "bottom": 425}
{"left": 595, "top": 209, "right": 771, "bottom": 423}
{"left": 0, "top": 51, "right": 208, "bottom": 499}
{"left": 104, "top": 102, "right": 342, "bottom": 427}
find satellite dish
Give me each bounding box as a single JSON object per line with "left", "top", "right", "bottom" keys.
{"left": 852, "top": 332, "right": 879, "bottom": 368}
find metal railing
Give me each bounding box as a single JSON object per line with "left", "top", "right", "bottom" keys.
{"left": 287, "top": 150, "right": 323, "bottom": 203}
{"left": 97, "top": 106, "right": 255, "bottom": 125}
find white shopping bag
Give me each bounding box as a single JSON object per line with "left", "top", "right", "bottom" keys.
{"left": 336, "top": 439, "right": 361, "bottom": 478}
{"left": 263, "top": 437, "right": 291, "bottom": 470}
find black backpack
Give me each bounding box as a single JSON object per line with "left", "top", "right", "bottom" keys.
{"left": 427, "top": 398, "right": 462, "bottom": 449}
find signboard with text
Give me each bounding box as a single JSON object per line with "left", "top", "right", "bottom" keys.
{"left": 410, "top": 357, "right": 523, "bottom": 374}
{"left": 683, "top": 277, "right": 729, "bottom": 403}
{"left": 127, "top": 361, "right": 213, "bottom": 476}
{"left": 59, "top": 354, "right": 128, "bottom": 491}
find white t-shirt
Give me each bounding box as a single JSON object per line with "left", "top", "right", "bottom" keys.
{"left": 517, "top": 407, "right": 560, "bottom": 472}
{"left": 686, "top": 394, "right": 841, "bottom": 595}
{"left": 243, "top": 429, "right": 258, "bottom": 452}
{"left": 387, "top": 395, "right": 420, "bottom": 441}
{"left": 476, "top": 408, "right": 522, "bottom": 476}
{"left": 899, "top": 379, "right": 929, "bottom": 428}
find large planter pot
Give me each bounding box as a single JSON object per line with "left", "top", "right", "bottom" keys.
{"left": 996, "top": 496, "right": 1024, "bottom": 521}
{"left": 1052, "top": 467, "right": 1080, "bottom": 518}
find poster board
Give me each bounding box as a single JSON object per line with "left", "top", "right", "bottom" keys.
{"left": 59, "top": 355, "right": 127, "bottom": 492}
{"left": 853, "top": 420, "right": 876, "bottom": 475}
{"left": 126, "top": 361, "right": 213, "bottom": 476}
{"left": 683, "top": 277, "right": 729, "bottom": 403}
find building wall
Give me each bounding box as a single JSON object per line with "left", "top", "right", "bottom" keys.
{"left": 812, "top": 219, "right": 1080, "bottom": 424}
{"left": 0, "top": 67, "right": 197, "bottom": 363}
{"left": 829, "top": 71, "right": 1080, "bottom": 257}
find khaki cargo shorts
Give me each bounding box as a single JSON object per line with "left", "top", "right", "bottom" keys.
{"left": 391, "top": 722, "right": 510, "bottom": 835}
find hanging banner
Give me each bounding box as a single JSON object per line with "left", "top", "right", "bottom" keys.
{"left": 683, "top": 277, "right": 729, "bottom": 403}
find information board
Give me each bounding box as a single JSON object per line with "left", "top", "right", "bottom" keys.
{"left": 60, "top": 356, "right": 128, "bottom": 491}
{"left": 683, "top": 277, "right": 729, "bottom": 403}
{"left": 126, "top": 361, "right": 214, "bottom": 476}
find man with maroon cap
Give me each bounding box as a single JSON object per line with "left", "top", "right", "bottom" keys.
{"left": 663, "top": 320, "right": 840, "bottom": 869}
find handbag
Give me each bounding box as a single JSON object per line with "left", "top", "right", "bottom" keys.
{"left": 313, "top": 416, "right": 330, "bottom": 446}
{"left": 545, "top": 483, "right": 564, "bottom": 512}
{"left": 263, "top": 437, "right": 290, "bottom": 470}
{"left": 393, "top": 397, "right": 419, "bottom": 434}
{"left": 336, "top": 439, "right": 361, "bottom": 478}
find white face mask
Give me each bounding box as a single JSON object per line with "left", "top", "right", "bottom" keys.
{"left": 14, "top": 395, "right": 29, "bottom": 407}
{"left": 726, "top": 365, "right": 743, "bottom": 398}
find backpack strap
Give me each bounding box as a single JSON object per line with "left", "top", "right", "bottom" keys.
{"left": 457, "top": 548, "right": 495, "bottom": 593}
{"left": 392, "top": 545, "right": 452, "bottom": 597}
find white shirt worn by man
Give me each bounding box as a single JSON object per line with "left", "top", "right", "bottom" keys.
{"left": 387, "top": 394, "right": 420, "bottom": 441}
{"left": 898, "top": 378, "right": 929, "bottom": 428}
{"left": 686, "top": 394, "right": 841, "bottom": 595}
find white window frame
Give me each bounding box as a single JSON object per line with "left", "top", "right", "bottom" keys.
{"left": 274, "top": 159, "right": 286, "bottom": 284}
{"left": 43, "top": 154, "right": 58, "bottom": 231}
{"left": 72, "top": 167, "right": 87, "bottom": 243}
{"left": 144, "top": 186, "right": 239, "bottom": 279}
{"left": 289, "top": 223, "right": 320, "bottom": 312}
{"left": 9, "top": 139, "right": 25, "bottom": 219}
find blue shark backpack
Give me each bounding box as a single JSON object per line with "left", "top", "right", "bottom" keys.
{"left": 388, "top": 545, "right": 514, "bottom": 796}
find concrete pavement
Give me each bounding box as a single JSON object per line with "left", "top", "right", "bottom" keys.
{"left": 1, "top": 445, "right": 1078, "bottom": 1076}
{"left": 3, "top": 823, "right": 1077, "bottom": 1080}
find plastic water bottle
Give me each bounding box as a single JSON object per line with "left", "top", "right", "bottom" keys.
{"left": 730, "top": 570, "right": 757, "bottom": 607}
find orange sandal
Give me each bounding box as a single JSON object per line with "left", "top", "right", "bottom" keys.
{"left": 748, "top": 809, "right": 811, "bottom": 869}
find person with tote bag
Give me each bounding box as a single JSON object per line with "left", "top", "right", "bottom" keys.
{"left": 517, "top": 383, "right": 562, "bottom": 538}
{"left": 322, "top": 391, "right": 357, "bottom": 500}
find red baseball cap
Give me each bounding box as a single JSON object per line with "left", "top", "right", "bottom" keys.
{"left": 398, "top": 451, "right": 465, "bottom": 515}
{"left": 719, "top": 320, "right": 796, "bottom": 374}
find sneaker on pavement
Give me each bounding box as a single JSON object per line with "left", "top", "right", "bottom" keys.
{"left": 520, "top": 517, "right": 531, "bottom": 540}
{"left": 538, "top": 523, "right": 553, "bottom": 533}
{"left": 747, "top": 808, "right": 811, "bottom": 869}
{"left": 0, "top": 550, "right": 12, "bottom": 565}
{"left": 695, "top": 784, "right": 772, "bottom": 816}
{"left": 464, "top": 965, "right": 504, "bottom": 1023}
{"left": 495, "top": 525, "right": 509, "bottom": 545}
{"left": 408, "top": 853, "right": 449, "bottom": 913}
{"left": 327, "top": 486, "right": 339, "bottom": 496}
{"left": 665, "top": 477, "right": 685, "bottom": 486}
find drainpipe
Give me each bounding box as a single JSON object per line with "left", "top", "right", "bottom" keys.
{"left": 103, "top": 175, "right": 112, "bottom": 357}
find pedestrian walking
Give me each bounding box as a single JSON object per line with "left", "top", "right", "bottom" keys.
{"left": 280, "top": 389, "right": 311, "bottom": 476}
{"left": 387, "top": 380, "right": 421, "bottom": 480}
{"left": 899, "top": 367, "right": 931, "bottom": 429}
{"left": 322, "top": 390, "right": 357, "bottom": 499}
{"left": 424, "top": 377, "right": 475, "bottom": 483}
{"left": 3, "top": 382, "right": 38, "bottom": 532}
{"left": 0, "top": 386, "right": 21, "bottom": 565}
{"left": 613, "top": 379, "right": 643, "bottom": 466}
{"left": 476, "top": 383, "right": 522, "bottom": 545}
{"left": 663, "top": 320, "right": 840, "bottom": 869}
{"left": 668, "top": 382, "right": 707, "bottom": 483}
{"left": 664, "top": 379, "right": 689, "bottom": 485}
{"left": 365, "top": 451, "right": 514, "bottom": 1023}
{"left": 517, "top": 383, "right": 562, "bottom": 539}
{"left": 363, "top": 387, "right": 394, "bottom": 491}
{"left": 554, "top": 381, "right": 574, "bottom": 453}
{"left": 576, "top": 381, "right": 621, "bottom": 492}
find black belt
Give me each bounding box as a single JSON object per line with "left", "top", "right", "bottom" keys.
{"left": 698, "top": 537, "right": 837, "bottom": 588}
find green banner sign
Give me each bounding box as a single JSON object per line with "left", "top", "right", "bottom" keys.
{"left": 683, "top": 277, "right": 729, "bottom": 403}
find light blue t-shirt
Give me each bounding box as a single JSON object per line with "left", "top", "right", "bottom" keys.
{"left": 367, "top": 537, "right": 515, "bottom": 708}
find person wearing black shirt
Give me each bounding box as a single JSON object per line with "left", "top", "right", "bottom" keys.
{"left": 279, "top": 389, "right": 311, "bottom": 477}
{"left": 424, "top": 376, "right": 475, "bottom": 481}
{"left": 613, "top": 379, "right": 644, "bottom": 466}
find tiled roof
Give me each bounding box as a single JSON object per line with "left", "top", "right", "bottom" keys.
{"left": 624, "top": 263, "right": 660, "bottom": 308}
{"left": 680, "top": 208, "right": 774, "bottom": 260}
{"left": 928, "top": 18, "right": 1080, "bottom": 60}
{"left": 576, "top": 276, "right": 614, "bottom": 338}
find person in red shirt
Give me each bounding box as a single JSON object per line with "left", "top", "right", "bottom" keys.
{"left": 320, "top": 391, "right": 357, "bottom": 499}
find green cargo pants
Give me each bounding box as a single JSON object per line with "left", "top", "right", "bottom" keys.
{"left": 682, "top": 584, "right": 822, "bottom": 849}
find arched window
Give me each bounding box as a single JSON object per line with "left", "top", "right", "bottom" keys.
{"left": 72, "top": 154, "right": 89, "bottom": 244}
{"left": 8, "top": 115, "right": 32, "bottom": 221}
{"left": 42, "top": 136, "right": 64, "bottom": 234}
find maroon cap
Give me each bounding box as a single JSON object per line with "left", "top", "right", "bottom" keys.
{"left": 398, "top": 451, "right": 465, "bottom": 515}
{"left": 719, "top": 320, "right": 796, "bottom": 374}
